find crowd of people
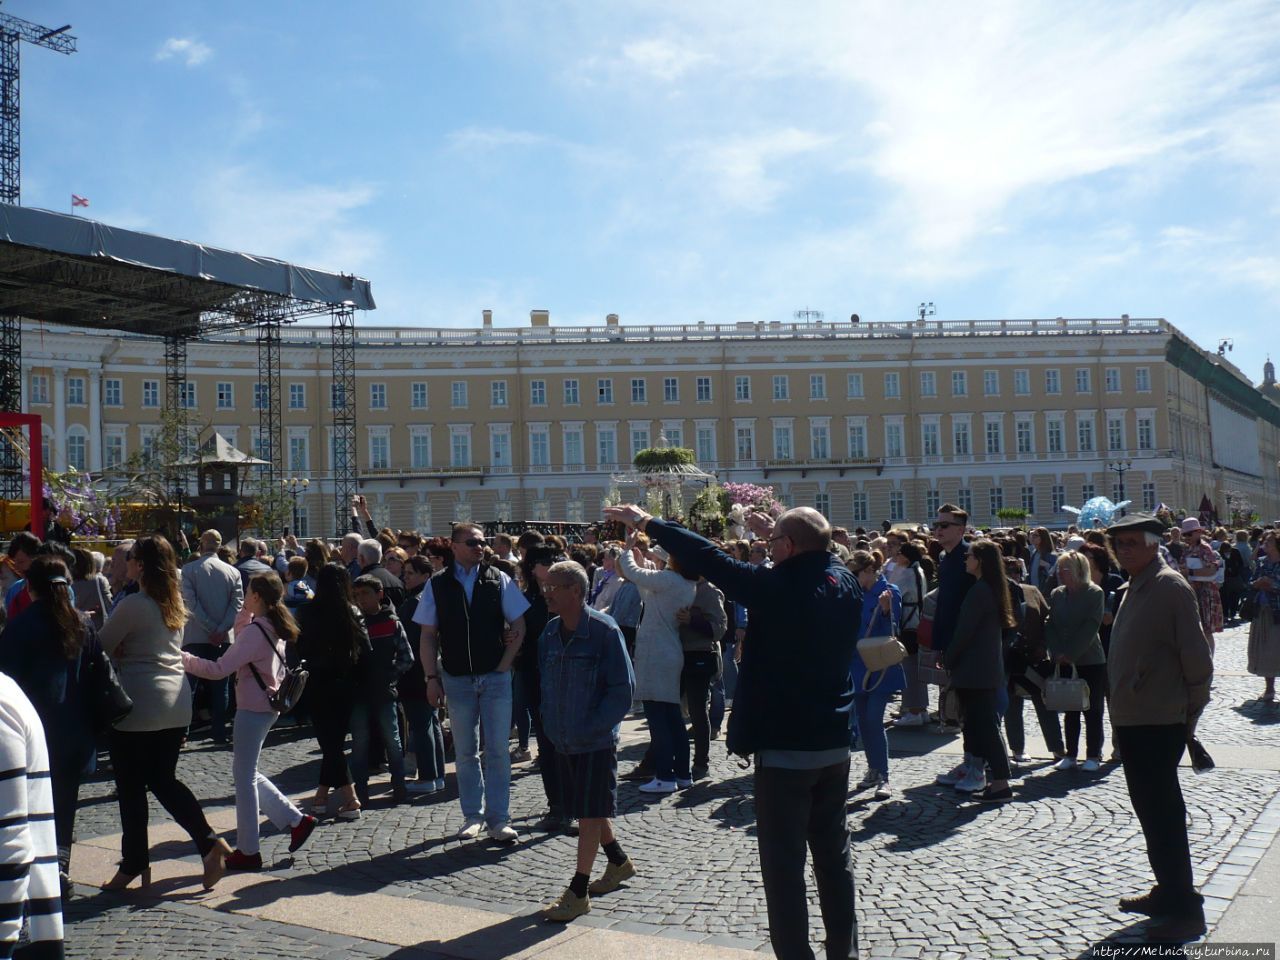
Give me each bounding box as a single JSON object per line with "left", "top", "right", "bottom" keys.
{"left": 1, "top": 493, "right": 1277, "bottom": 956}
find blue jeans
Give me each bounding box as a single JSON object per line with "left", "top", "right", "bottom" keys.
{"left": 349, "top": 699, "right": 406, "bottom": 798}
{"left": 402, "top": 699, "right": 446, "bottom": 783}
{"left": 853, "top": 687, "right": 895, "bottom": 778}
{"left": 442, "top": 669, "right": 513, "bottom": 826}
{"left": 184, "top": 642, "right": 230, "bottom": 741}
{"left": 643, "top": 700, "right": 690, "bottom": 782}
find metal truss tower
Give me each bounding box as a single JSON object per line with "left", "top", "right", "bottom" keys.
{"left": 257, "top": 319, "right": 282, "bottom": 487}
{"left": 330, "top": 304, "right": 357, "bottom": 536}
{"left": 0, "top": 7, "right": 75, "bottom": 498}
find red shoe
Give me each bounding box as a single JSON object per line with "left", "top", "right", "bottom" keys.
{"left": 289, "top": 815, "right": 317, "bottom": 854}
{"left": 224, "top": 850, "right": 263, "bottom": 871}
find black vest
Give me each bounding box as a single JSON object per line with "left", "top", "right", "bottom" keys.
{"left": 430, "top": 563, "right": 507, "bottom": 676}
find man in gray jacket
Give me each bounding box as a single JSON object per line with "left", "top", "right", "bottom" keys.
{"left": 182, "top": 529, "right": 244, "bottom": 744}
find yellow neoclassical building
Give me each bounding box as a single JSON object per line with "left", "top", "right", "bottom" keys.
{"left": 15, "top": 312, "right": 1280, "bottom": 535}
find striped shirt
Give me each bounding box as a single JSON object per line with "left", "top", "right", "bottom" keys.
{"left": 0, "top": 672, "right": 63, "bottom": 959}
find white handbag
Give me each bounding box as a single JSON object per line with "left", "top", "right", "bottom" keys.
{"left": 1043, "top": 664, "right": 1090, "bottom": 713}
{"left": 857, "top": 612, "right": 907, "bottom": 691}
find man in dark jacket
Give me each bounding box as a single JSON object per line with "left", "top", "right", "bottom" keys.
{"left": 234, "top": 538, "right": 273, "bottom": 594}
{"left": 605, "top": 503, "right": 859, "bottom": 960}
{"left": 358, "top": 539, "right": 406, "bottom": 609}
{"left": 929, "top": 504, "right": 974, "bottom": 653}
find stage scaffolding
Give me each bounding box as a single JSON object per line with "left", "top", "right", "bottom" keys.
{"left": 0, "top": 202, "right": 375, "bottom": 535}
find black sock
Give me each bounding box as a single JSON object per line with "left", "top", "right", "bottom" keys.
{"left": 569, "top": 872, "right": 589, "bottom": 897}
{"left": 603, "top": 840, "right": 627, "bottom": 866}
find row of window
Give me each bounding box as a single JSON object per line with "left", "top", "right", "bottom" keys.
{"left": 26, "top": 364, "right": 1156, "bottom": 412}
{"left": 73, "top": 407, "right": 1159, "bottom": 475}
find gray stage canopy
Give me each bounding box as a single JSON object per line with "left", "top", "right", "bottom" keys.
{"left": 0, "top": 202, "right": 374, "bottom": 335}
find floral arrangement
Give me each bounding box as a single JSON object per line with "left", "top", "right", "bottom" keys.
{"left": 42, "top": 469, "right": 122, "bottom": 539}
{"left": 721, "top": 482, "right": 783, "bottom": 515}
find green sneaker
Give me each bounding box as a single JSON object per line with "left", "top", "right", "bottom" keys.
{"left": 588, "top": 858, "right": 637, "bottom": 895}
{"left": 542, "top": 888, "right": 590, "bottom": 922}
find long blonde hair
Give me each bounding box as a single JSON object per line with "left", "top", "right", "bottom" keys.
{"left": 133, "top": 535, "right": 187, "bottom": 630}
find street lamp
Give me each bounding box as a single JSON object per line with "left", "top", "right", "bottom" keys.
{"left": 1107, "top": 459, "right": 1133, "bottom": 515}
{"left": 282, "top": 476, "right": 309, "bottom": 534}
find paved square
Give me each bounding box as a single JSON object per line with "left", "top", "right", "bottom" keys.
{"left": 62, "top": 622, "right": 1280, "bottom": 958}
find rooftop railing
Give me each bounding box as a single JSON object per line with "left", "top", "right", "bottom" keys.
{"left": 200, "top": 317, "right": 1168, "bottom": 347}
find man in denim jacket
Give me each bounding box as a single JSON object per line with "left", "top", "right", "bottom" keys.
{"left": 537, "top": 561, "right": 637, "bottom": 922}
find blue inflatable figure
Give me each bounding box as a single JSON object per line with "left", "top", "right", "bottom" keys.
{"left": 1062, "top": 496, "right": 1131, "bottom": 528}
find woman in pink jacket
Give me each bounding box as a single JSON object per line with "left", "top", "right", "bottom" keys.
{"left": 183, "top": 571, "right": 318, "bottom": 870}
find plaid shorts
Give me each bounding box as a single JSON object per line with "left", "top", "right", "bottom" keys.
{"left": 555, "top": 747, "right": 618, "bottom": 820}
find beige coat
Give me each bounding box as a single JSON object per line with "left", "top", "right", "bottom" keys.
{"left": 99, "top": 592, "right": 192, "bottom": 732}
{"left": 1107, "top": 557, "right": 1213, "bottom": 727}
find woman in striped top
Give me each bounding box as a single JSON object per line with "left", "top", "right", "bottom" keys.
{"left": 0, "top": 672, "right": 63, "bottom": 960}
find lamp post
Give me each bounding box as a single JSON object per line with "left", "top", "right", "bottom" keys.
{"left": 1107, "top": 459, "right": 1133, "bottom": 515}
{"left": 282, "top": 476, "right": 309, "bottom": 534}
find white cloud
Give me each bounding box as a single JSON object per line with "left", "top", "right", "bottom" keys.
{"left": 193, "top": 166, "right": 382, "bottom": 274}
{"left": 620, "top": 38, "right": 711, "bottom": 82}
{"left": 446, "top": 126, "right": 551, "bottom": 151}
{"left": 682, "top": 128, "right": 830, "bottom": 212}
{"left": 155, "top": 37, "right": 213, "bottom": 68}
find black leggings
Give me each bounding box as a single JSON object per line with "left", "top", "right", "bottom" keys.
{"left": 1062, "top": 663, "right": 1108, "bottom": 760}
{"left": 110, "top": 727, "right": 216, "bottom": 874}
{"left": 681, "top": 650, "right": 722, "bottom": 767}
{"left": 957, "top": 688, "right": 1010, "bottom": 782}
{"left": 311, "top": 692, "right": 355, "bottom": 788}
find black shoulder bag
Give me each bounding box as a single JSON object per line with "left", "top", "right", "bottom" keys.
{"left": 246, "top": 621, "right": 309, "bottom": 714}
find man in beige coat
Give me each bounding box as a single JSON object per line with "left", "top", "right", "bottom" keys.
{"left": 1107, "top": 513, "right": 1214, "bottom": 944}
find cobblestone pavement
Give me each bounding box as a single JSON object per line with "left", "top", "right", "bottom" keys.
{"left": 64, "top": 622, "right": 1280, "bottom": 958}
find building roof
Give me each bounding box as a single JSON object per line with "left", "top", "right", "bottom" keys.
{"left": 0, "top": 203, "right": 374, "bottom": 338}
{"left": 175, "top": 431, "right": 269, "bottom": 468}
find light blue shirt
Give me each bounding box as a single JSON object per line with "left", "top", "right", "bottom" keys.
{"left": 411, "top": 561, "right": 530, "bottom": 628}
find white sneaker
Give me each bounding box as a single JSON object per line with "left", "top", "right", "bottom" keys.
{"left": 1054, "top": 757, "right": 1077, "bottom": 771}
{"left": 456, "top": 818, "right": 485, "bottom": 840}
{"left": 893, "top": 712, "right": 927, "bottom": 728}
{"left": 936, "top": 760, "right": 970, "bottom": 786}
{"left": 1081, "top": 758, "right": 1101, "bottom": 772}
{"left": 433, "top": 778, "right": 447, "bottom": 791}
{"left": 487, "top": 822, "right": 518, "bottom": 843}
{"left": 406, "top": 781, "right": 439, "bottom": 795}
{"left": 873, "top": 775, "right": 891, "bottom": 801}
{"left": 954, "top": 765, "right": 987, "bottom": 793}
{"left": 638, "top": 778, "right": 677, "bottom": 794}
{"left": 1010, "top": 752, "right": 1030, "bottom": 763}
{"left": 675, "top": 778, "right": 693, "bottom": 789}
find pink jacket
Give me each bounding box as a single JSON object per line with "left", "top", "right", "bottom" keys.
{"left": 182, "top": 615, "right": 285, "bottom": 714}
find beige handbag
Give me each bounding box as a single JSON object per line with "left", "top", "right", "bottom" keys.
{"left": 1043, "top": 664, "right": 1090, "bottom": 713}
{"left": 857, "top": 612, "right": 907, "bottom": 691}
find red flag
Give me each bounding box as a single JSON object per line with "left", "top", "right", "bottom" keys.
{"left": 71, "top": 194, "right": 89, "bottom": 208}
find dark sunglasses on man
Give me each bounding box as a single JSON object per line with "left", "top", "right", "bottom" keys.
{"left": 455, "top": 537, "right": 486, "bottom": 548}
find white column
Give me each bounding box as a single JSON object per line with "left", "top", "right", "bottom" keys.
{"left": 88, "top": 369, "right": 103, "bottom": 472}
{"left": 52, "top": 366, "right": 67, "bottom": 471}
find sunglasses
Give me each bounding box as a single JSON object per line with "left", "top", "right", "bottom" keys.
{"left": 455, "top": 537, "right": 487, "bottom": 548}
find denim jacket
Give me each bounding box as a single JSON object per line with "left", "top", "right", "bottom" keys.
{"left": 538, "top": 605, "right": 636, "bottom": 755}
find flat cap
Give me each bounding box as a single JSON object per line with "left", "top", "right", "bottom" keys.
{"left": 1106, "top": 512, "right": 1165, "bottom": 536}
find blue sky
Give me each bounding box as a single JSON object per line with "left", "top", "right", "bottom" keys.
{"left": 15, "top": 0, "right": 1280, "bottom": 383}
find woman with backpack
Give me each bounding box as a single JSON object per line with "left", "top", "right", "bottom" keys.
{"left": 183, "top": 571, "right": 318, "bottom": 869}
{"left": 0, "top": 555, "right": 100, "bottom": 896}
